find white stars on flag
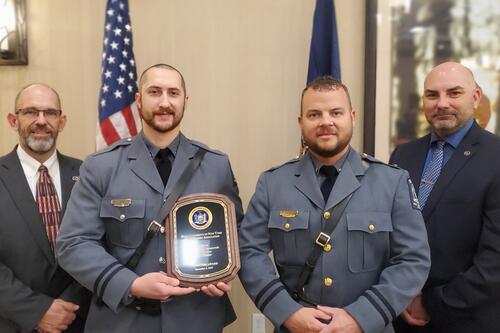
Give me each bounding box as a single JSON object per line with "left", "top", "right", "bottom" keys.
{"left": 97, "top": 0, "right": 140, "bottom": 150}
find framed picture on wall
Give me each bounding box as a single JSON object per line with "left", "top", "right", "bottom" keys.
{"left": 363, "top": 0, "right": 500, "bottom": 161}
{"left": 0, "top": 0, "right": 28, "bottom": 65}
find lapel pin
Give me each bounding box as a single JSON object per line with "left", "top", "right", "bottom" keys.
{"left": 72, "top": 176, "right": 80, "bottom": 181}
{"left": 463, "top": 150, "right": 471, "bottom": 156}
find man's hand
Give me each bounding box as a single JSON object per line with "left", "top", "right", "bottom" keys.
{"left": 283, "top": 307, "right": 331, "bottom": 333}
{"left": 129, "top": 272, "right": 196, "bottom": 300}
{"left": 35, "top": 299, "right": 79, "bottom": 333}
{"left": 401, "top": 293, "right": 429, "bottom": 326}
{"left": 200, "top": 281, "right": 232, "bottom": 297}
{"left": 317, "top": 306, "right": 362, "bottom": 333}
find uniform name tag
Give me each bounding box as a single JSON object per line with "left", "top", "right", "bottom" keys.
{"left": 111, "top": 198, "right": 132, "bottom": 207}
{"left": 279, "top": 210, "right": 299, "bottom": 218}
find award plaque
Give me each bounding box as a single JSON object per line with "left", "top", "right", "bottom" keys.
{"left": 165, "top": 193, "right": 240, "bottom": 287}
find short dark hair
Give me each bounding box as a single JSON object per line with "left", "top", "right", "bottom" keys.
{"left": 300, "top": 76, "right": 352, "bottom": 113}
{"left": 15, "top": 83, "right": 62, "bottom": 111}
{"left": 138, "top": 63, "right": 187, "bottom": 95}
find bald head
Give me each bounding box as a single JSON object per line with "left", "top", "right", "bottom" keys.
{"left": 424, "top": 62, "right": 476, "bottom": 91}
{"left": 7, "top": 82, "right": 66, "bottom": 163}
{"left": 15, "top": 83, "right": 61, "bottom": 111}
{"left": 422, "top": 61, "right": 481, "bottom": 137}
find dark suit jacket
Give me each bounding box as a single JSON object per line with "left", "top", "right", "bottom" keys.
{"left": 390, "top": 121, "right": 500, "bottom": 333}
{"left": 0, "top": 148, "right": 89, "bottom": 333}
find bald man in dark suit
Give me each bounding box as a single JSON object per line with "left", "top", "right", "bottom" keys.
{"left": 0, "top": 83, "right": 89, "bottom": 333}
{"left": 391, "top": 62, "right": 500, "bottom": 333}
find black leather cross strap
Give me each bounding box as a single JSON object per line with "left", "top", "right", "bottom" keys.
{"left": 291, "top": 193, "right": 353, "bottom": 305}
{"left": 96, "top": 148, "right": 207, "bottom": 311}
{"left": 126, "top": 148, "right": 206, "bottom": 270}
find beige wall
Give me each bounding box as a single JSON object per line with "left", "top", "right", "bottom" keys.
{"left": 0, "top": 1, "right": 365, "bottom": 331}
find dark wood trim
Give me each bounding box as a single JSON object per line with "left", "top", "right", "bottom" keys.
{"left": 363, "top": 0, "right": 377, "bottom": 155}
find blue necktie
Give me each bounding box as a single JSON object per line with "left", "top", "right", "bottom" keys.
{"left": 418, "top": 140, "right": 445, "bottom": 208}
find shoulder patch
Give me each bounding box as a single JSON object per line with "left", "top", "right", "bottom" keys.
{"left": 407, "top": 178, "right": 421, "bottom": 210}
{"left": 266, "top": 157, "right": 300, "bottom": 172}
{"left": 190, "top": 140, "right": 225, "bottom": 156}
{"left": 361, "top": 152, "right": 400, "bottom": 169}
{"left": 93, "top": 137, "right": 133, "bottom": 156}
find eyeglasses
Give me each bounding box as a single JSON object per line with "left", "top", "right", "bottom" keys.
{"left": 16, "top": 108, "right": 62, "bottom": 120}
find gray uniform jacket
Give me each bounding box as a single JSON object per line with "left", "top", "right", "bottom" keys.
{"left": 56, "top": 133, "right": 243, "bottom": 333}
{"left": 238, "top": 148, "right": 430, "bottom": 333}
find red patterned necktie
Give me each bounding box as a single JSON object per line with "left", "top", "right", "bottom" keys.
{"left": 36, "top": 165, "right": 62, "bottom": 254}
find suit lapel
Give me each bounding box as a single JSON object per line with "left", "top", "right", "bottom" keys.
{"left": 326, "top": 150, "right": 362, "bottom": 210}
{"left": 422, "top": 123, "right": 480, "bottom": 220}
{"left": 405, "top": 136, "right": 431, "bottom": 194}
{"left": 128, "top": 135, "right": 164, "bottom": 194}
{"left": 294, "top": 153, "right": 324, "bottom": 209}
{"left": 0, "top": 150, "right": 54, "bottom": 264}
{"left": 164, "top": 134, "right": 196, "bottom": 199}
{"left": 58, "top": 153, "right": 78, "bottom": 213}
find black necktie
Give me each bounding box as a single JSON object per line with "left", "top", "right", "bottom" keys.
{"left": 320, "top": 165, "right": 338, "bottom": 202}
{"left": 155, "top": 148, "right": 172, "bottom": 186}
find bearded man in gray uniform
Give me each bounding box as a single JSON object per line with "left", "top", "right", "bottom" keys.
{"left": 57, "top": 64, "right": 243, "bottom": 332}
{"left": 239, "top": 76, "right": 431, "bottom": 333}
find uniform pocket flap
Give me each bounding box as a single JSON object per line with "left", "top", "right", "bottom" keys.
{"left": 268, "top": 210, "right": 310, "bottom": 232}
{"left": 100, "top": 198, "right": 146, "bottom": 222}
{"left": 346, "top": 212, "right": 393, "bottom": 233}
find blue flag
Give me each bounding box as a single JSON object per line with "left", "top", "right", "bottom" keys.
{"left": 307, "top": 0, "right": 341, "bottom": 83}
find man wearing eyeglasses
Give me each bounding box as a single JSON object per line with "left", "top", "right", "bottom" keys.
{"left": 0, "top": 83, "right": 89, "bottom": 333}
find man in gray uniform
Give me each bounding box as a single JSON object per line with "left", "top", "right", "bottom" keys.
{"left": 57, "top": 64, "right": 243, "bottom": 332}
{"left": 239, "top": 76, "right": 431, "bottom": 333}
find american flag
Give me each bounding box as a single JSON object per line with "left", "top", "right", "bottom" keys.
{"left": 96, "top": 0, "right": 141, "bottom": 150}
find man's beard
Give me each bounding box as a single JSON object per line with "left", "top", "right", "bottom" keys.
{"left": 26, "top": 136, "right": 55, "bottom": 153}
{"left": 142, "top": 108, "right": 184, "bottom": 133}
{"left": 303, "top": 134, "right": 351, "bottom": 158}
{"left": 21, "top": 125, "right": 57, "bottom": 153}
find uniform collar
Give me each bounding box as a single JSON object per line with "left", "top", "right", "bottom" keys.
{"left": 141, "top": 131, "right": 181, "bottom": 158}
{"left": 309, "top": 146, "right": 351, "bottom": 175}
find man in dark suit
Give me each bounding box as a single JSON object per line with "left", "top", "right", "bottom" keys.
{"left": 0, "top": 84, "right": 88, "bottom": 333}
{"left": 390, "top": 62, "right": 500, "bottom": 333}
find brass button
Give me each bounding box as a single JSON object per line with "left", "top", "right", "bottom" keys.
{"left": 159, "top": 257, "right": 166, "bottom": 264}
{"left": 368, "top": 224, "right": 375, "bottom": 232}
{"left": 119, "top": 214, "right": 126, "bottom": 220}
{"left": 323, "top": 211, "right": 331, "bottom": 220}
{"left": 324, "top": 244, "right": 332, "bottom": 252}
{"left": 324, "top": 277, "right": 333, "bottom": 287}
{"left": 284, "top": 223, "right": 290, "bottom": 229}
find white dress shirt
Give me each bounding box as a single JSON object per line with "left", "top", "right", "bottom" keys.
{"left": 16, "top": 145, "right": 62, "bottom": 204}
